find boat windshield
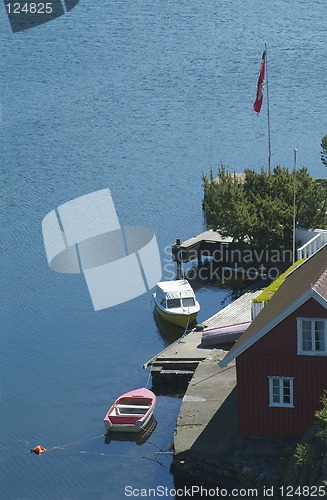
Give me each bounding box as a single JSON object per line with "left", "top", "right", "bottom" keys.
{"left": 167, "top": 298, "right": 181, "bottom": 309}
{"left": 182, "top": 297, "right": 195, "bottom": 308}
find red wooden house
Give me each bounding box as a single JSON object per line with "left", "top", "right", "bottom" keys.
{"left": 219, "top": 245, "right": 327, "bottom": 439}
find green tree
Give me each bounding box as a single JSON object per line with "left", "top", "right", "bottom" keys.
{"left": 202, "top": 165, "right": 327, "bottom": 256}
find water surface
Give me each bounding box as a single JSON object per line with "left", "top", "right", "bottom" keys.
{"left": 0, "top": 1, "right": 326, "bottom": 498}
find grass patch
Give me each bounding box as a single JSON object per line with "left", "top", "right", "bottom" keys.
{"left": 253, "top": 259, "right": 306, "bottom": 304}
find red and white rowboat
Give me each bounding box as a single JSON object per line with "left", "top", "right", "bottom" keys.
{"left": 104, "top": 388, "right": 156, "bottom": 433}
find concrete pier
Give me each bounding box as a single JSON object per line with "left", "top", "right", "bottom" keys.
{"left": 144, "top": 286, "right": 262, "bottom": 391}
{"left": 174, "top": 352, "right": 237, "bottom": 460}
{"left": 172, "top": 352, "right": 241, "bottom": 486}
{"left": 144, "top": 329, "right": 210, "bottom": 391}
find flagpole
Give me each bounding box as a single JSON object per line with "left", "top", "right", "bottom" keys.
{"left": 265, "top": 42, "right": 272, "bottom": 174}
{"left": 292, "top": 148, "right": 297, "bottom": 267}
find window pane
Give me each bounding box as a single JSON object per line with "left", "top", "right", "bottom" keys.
{"left": 182, "top": 297, "right": 195, "bottom": 308}
{"left": 283, "top": 380, "right": 291, "bottom": 403}
{"left": 167, "top": 298, "right": 181, "bottom": 309}
{"left": 272, "top": 379, "right": 280, "bottom": 403}
{"left": 302, "top": 338, "right": 312, "bottom": 351}
{"left": 302, "top": 321, "right": 312, "bottom": 351}
{"left": 315, "top": 321, "right": 325, "bottom": 351}
{"left": 302, "top": 320, "right": 311, "bottom": 332}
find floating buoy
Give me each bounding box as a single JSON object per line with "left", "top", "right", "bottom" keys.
{"left": 31, "top": 445, "right": 46, "bottom": 455}
{"left": 168, "top": 442, "right": 174, "bottom": 452}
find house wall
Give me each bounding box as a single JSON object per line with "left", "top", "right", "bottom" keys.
{"left": 237, "top": 298, "right": 327, "bottom": 438}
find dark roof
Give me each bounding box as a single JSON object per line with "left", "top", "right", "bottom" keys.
{"left": 314, "top": 267, "right": 327, "bottom": 300}
{"left": 219, "top": 244, "right": 327, "bottom": 367}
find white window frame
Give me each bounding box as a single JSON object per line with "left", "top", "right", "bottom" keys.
{"left": 297, "top": 318, "right": 327, "bottom": 356}
{"left": 268, "top": 376, "right": 294, "bottom": 408}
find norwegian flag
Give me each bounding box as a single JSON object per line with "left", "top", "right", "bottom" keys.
{"left": 253, "top": 50, "right": 266, "bottom": 114}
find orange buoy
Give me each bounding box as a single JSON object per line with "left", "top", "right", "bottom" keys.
{"left": 31, "top": 445, "right": 46, "bottom": 455}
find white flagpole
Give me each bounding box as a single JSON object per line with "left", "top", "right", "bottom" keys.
{"left": 265, "top": 42, "right": 272, "bottom": 174}
{"left": 292, "top": 148, "right": 297, "bottom": 267}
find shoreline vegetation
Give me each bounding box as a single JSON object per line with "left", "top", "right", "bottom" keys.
{"left": 202, "top": 165, "right": 327, "bottom": 274}
{"left": 173, "top": 163, "right": 327, "bottom": 492}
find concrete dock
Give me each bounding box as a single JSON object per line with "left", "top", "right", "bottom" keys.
{"left": 144, "top": 286, "right": 262, "bottom": 391}
{"left": 174, "top": 351, "right": 237, "bottom": 460}
{"left": 144, "top": 329, "right": 209, "bottom": 391}
{"left": 144, "top": 283, "right": 273, "bottom": 487}
{"left": 172, "top": 351, "right": 241, "bottom": 485}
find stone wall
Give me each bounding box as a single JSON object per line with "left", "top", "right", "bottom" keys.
{"left": 172, "top": 427, "right": 327, "bottom": 498}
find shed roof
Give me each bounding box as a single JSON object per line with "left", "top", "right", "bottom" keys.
{"left": 219, "top": 244, "right": 327, "bottom": 368}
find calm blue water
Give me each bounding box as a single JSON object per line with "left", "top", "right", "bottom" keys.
{"left": 0, "top": 1, "right": 326, "bottom": 498}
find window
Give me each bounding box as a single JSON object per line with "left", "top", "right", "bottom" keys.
{"left": 269, "top": 376, "right": 294, "bottom": 407}
{"left": 167, "top": 298, "right": 181, "bottom": 309}
{"left": 297, "top": 318, "right": 327, "bottom": 355}
{"left": 182, "top": 297, "right": 195, "bottom": 308}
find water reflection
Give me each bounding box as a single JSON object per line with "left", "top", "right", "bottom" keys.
{"left": 184, "top": 262, "right": 253, "bottom": 292}
{"left": 104, "top": 416, "right": 157, "bottom": 446}
{"left": 152, "top": 309, "right": 192, "bottom": 345}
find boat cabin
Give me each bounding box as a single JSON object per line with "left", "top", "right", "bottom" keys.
{"left": 155, "top": 280, "right": 197, "bottom": 310}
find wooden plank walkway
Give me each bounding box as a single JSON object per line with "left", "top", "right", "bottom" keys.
{"left": 171, "top": 230, "right": 233, "bottom": 266}
{"left": 178, "top": 230, "right": 233, "bottom": 249}
{"left": 204, "top": 287, "right": 262, "bottom": 329}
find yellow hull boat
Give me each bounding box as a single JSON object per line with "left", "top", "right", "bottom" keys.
{"left": 152, "top": 279, "right": 200, "bottom": 328}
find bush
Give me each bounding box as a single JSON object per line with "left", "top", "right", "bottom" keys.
{"left": 315, "top": 391, "right": 327, "bottom": 442}
{"left": 294, "top": 443, "right": 313, "bottom": 468}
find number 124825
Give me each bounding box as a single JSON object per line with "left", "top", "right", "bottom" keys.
{"left": 6, "top": 3, "right": 53, "bottom": 14}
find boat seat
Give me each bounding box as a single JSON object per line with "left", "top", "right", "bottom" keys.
{"left": 114, "top": 406, "right": 148, "bottom": 416}
{"left": 117, "top": 413, "right": 144, "bottom": 417}
{"left": 116, "top": 404, "right": 149, "bottom": 410}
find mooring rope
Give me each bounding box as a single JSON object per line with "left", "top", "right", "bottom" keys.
{"left": 145, "top": 362, "right": 153, "bottom": 389}
{"left": 178, "top": 310, "right": 191, "bottom": 343}
{"left": 45, "top": 433, "right": 105, "bottom": 452}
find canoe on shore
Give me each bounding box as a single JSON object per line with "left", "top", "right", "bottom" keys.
{"left": 201, "top": 321, "right": 251, "bottom": 347}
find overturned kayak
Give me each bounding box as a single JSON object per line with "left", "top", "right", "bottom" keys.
{"left": 201, "top": 322, "right": 251, "bottom": 347}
